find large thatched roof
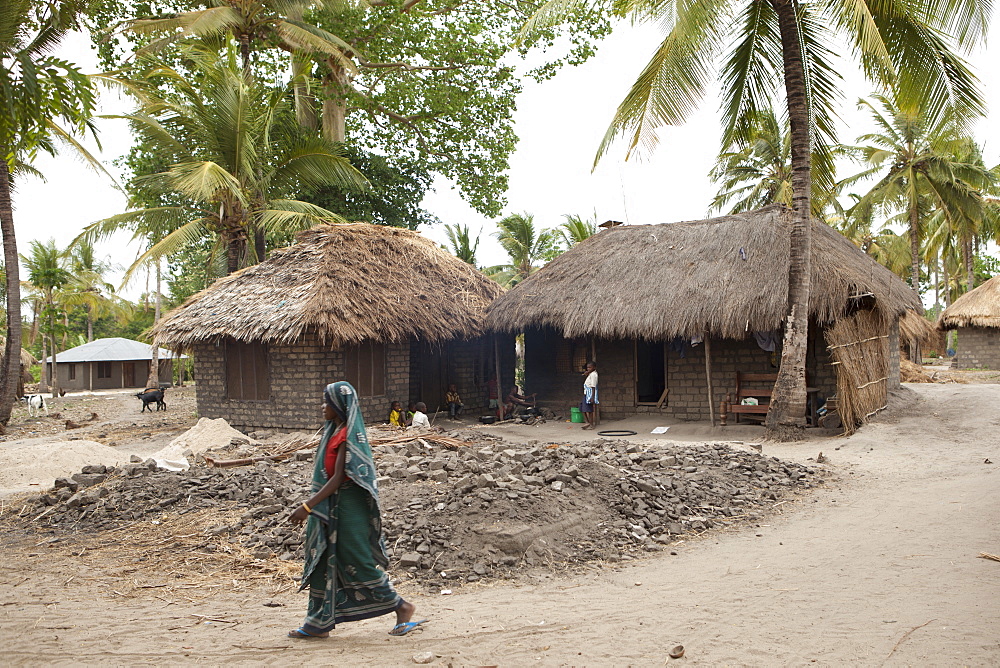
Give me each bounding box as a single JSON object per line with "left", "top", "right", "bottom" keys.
{"left": 154, "top": 223, "right": 503, "bottom": 348}
{"left": 899, "top": 310, "right": 936, "bottom": 346}
{"left": 938, "top": 274, "right": 1000, "bottom": 330}
{"left": 0, "top": 338, "right": 37, "bottom": 367}
{"left": 487, "top": 205, "right": 920, "bottom": 340}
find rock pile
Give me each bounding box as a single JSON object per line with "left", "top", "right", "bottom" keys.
{"left": 8, "top": 436, "right": 824, "bottom": 589}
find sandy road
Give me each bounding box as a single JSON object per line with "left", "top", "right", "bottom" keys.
{"left": 1, "top": 383, "right": 998, "bottom": 666}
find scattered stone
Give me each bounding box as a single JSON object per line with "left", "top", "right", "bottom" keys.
{"left": 412, "top": 651, "right": 435, "bottom": 664}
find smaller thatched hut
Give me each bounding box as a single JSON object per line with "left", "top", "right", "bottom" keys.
{"left": 154, "top": 223, "right": 512, "bottom": 430}
{"left": 488, "top": 205, "right": 920, "bottom": 433}
{"left": 1, "top": 338, "right": 37, "bottom": 397}
{"left": 938, "top": 274, "right": 1000, "bottom": 369}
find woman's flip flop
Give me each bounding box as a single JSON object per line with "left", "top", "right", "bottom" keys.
{"left": 389, "top": 619, "right": 427, "bottom": 636}
{"left": 288, "top": 627, "right": 329, "bottom": 639}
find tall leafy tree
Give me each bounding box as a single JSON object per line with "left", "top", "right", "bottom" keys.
{"left": 89, "top": 0, "right": 611, "bottom": 218}
{"left": 80, "top": 45, "right": 367, "bottom": 278}
{"left": 845, "top": 94, "right": 992, "bottom": 296}
{"left": 526, "top": 0, "right": 987, "bottom": 437}
{"left": 1, "top": 0, "right": 101, "bottom": 424}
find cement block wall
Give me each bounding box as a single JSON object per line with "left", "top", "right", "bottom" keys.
{"left": 193, "top": 331, "right": 410, "bottom": 431}
{"left": 955, "top": 326, "right": 1000, "bottom": 369}
{"left": 524, "top": 327, "right": 839, "bottom": 422}
{"left": 192, "top": 331, "right": 514, "bottom": 431}
{"left": 47, "top": 359, "right": 171, "bottom": 391}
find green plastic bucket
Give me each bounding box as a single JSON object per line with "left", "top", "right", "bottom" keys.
{"left": 570, "top": 407, "right": 584, "bottom": 423}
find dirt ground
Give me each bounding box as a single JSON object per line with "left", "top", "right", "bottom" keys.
{"left": 1, "top": 380, "right": 998, "bottom": 666}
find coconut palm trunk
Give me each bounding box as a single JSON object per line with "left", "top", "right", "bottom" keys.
{"left": 146, "top": 260, "right": 161, "bottom": 389}
{"left": 0, "top": 162, "right": 22, "bottom": 426}
{"left": 764, "top": 0, "right": 812, "bottom": 437}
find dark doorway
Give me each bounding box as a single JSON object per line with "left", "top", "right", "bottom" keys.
{"left": 635, "top": 340, "right": 666, "bottom": 403}
{"left": 122, "top": 362, "right": 135, "bottom": 388}
{"left": 409, "top": 342, "right": 448, "bottom": 412}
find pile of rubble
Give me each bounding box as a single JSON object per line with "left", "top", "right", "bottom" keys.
{"left": 6, "top": 434, "right": 825, "bottom": 590}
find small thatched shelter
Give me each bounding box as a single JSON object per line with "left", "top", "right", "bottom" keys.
{"left": 938, "top": 274, "right": 1000, "bottom": 369}
{"left": 487, "top": 206, "right": 920, "bottom": 432}
{"left": 154, "top": 223, "right": 512, "bottom": 430}
{"left": 42, "top": 338, "right": 184, "bottom": 390}
{"left": 1, "top": 338, "right": 37, "bottom": 397}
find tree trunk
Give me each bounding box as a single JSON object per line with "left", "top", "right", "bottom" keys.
{"left": 908, "top": 201, "right": 921, "bottom": 295}
{"left": 292, "top": 57, "right": 317, "bottom": 130}
{"left": 49, "top": 323, "right": 61, "bottom": 397}
{"left": 40, "top": 336, "right": 48, "bottom": 392}
{"left": 0, "top": 162, "right": 23, "bottom": 427}
{"left": 765, "top": 0, "right": 812, "bottom": 441}
{"left": 87, "top": 306, "right": 93, "bottom": 342}
{"left": 962, "top": 239, "right": 974, "bottom": 291}
{"left": 240, "top": 33, "right": 251, "bottom": 76}
{"left": 146, "top": 260, "right": 161, "bottom": 389}
{"left": 321, "top": 60, "right": 350, "bottom": 142}
{"left": 254, "top": 228, "right": 266, "bottom": 264}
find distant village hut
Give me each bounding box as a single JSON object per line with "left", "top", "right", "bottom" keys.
{"left": 153, "top": 223, "right": 512, "bottom": 431}
{"left": 43, "top": 337, "right": 182, "bottom": 390}
{"left": 1, "top": 338, "right": 38, "bottom": 397}
{"left": 938, "top": 274, "right": 1000, "bottom": 369}
{"left": 487, "top": 206, "right": 920, "bottom": 433}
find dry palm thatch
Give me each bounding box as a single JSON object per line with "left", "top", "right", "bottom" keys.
{"left": 825, "top": 309, "right": 891, "bottom": 434}
{"left": 0, "top": 338, "right": 37, "bottom": 368}
{"left": 899, "top": 309, "right": 936, "bottom": 347}
{"left": 938, "top": 275, "right": 1000, "bottom": 330}
{"left": 153, "top": 223, "right": 503, "bottom": 348}
{"left": 487, "top": 205, "right": 920, "bottom": 339}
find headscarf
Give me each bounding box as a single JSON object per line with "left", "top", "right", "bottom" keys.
{"left": 301, "top": 381, "right": 388, "bottom": 589}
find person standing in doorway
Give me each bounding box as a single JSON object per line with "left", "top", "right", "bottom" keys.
{"left": 581, "top": 361, "right": 599, "bottom": 430}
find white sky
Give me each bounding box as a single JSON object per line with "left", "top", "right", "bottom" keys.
{"left": 13, "top": 21, "right": 1000, "bottom": 299}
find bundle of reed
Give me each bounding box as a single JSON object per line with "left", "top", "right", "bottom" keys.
{"left": 204, "top": 431, "right": 320, "bottom": 468}
{"left": 205, "top": 430, "right": 471, "bottom": 467}
{"left": 825, "top": 309, "right": 891, "bottom": 434}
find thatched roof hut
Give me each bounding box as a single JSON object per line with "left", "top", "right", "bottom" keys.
{"left": 487, "top": 205, "right": 920, "bottom": 337}
{"left": 899, "top": 310, "right": 936, "bottom": 348}
{"left": 938, "top": 275, "right": 1000, "bottom": 330}
{"left": 937, "top": 274, "right": 1000, "bottom": 370}
{"left": 488, "top": 206, "right": 918, "bottom": 434}
{"left": 154, "top": 223, "right": 503, "bottom": 348}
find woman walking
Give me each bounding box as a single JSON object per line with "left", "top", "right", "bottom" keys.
{"left": 287, "top": 381, "right": 422, "bottom": 638}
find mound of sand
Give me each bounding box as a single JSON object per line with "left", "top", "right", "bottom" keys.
{"left": 150, "top": 417, "right": 256, "bottom": 470}
{"left": 0, "top": 440, "right": 130, "bottom": 495}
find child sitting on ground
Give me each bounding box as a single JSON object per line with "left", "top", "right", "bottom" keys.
{"left": 445, "top": 384, "right": 464, "bottom": 420}
{"left": 410, "top": 402, "right": 431, "bottom": 429}
{"left": 387, "top": 401, "right": 406, "bottom": 428}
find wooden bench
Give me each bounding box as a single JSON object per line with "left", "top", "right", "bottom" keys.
{"left": 719, "top": 372, "right": 820, "bottom": 426}
{"left": 720, "top": 372, "right": 776, "bottom": 425}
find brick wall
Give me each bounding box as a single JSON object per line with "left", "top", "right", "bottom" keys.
{"left": 192, "top": 331, "right": 514, "bottom": 431}
{"left": 50, "top": 359, "right": 165, "bottom": 391}
{"left": 524, "top": 326, "right": 840, "bottom": 422}
{"left": 194, "top": 331, "right": 409, "bottom": 431}
{"left": 955, "top": 326, "right": 1000, "bottom": 369}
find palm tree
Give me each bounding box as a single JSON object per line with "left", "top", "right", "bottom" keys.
{"left": 64, "top": 241, "right": 129, "bottom": 342}
{"left": 1, "top": 0, "right": 101, "bottom": 424}
{"left": 443, "top": 224, "right": 479, "bottom": 265}
{"left": 81, "top": 46, "right": 367, "bottom": 278}
{"left": 22, "top": 240, "right": 72, "bottom": 396}
{"left": 557, "top": 214, "right": 597, "bottom": 249}
{"left": 491, "top": 213, "right": 559, "bottom": 286}
{"left": 710, "top": 108, "right": 836, "bottom": 217}
{"left": 845, "top": 94, "right": 992, "bottom": 296}
{"left": 524, "top": 0, "right": 987, "bottom": 437}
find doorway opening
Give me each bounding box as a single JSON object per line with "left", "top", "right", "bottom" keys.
{"left": 635, "top": 340, "right": 666, "bottom": 404}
